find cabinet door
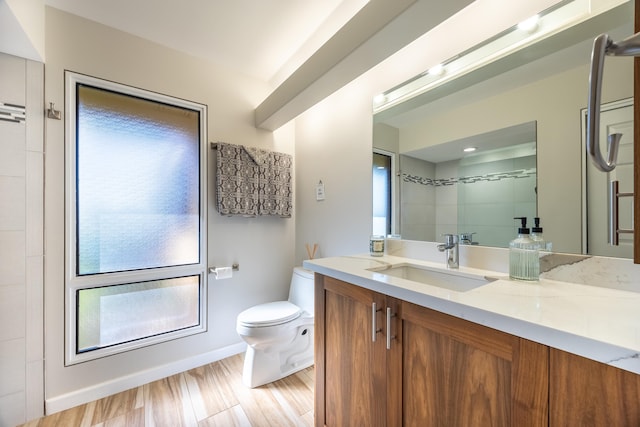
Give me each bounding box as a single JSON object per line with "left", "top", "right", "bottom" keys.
{"left": 315, "top": 275, "right": 394, "bottom": 427}
{"left": 550, "top": 348, "right": 640, "bottom": 426}
{"left": 401, "top": 302, "right": 548, "bottom": 427}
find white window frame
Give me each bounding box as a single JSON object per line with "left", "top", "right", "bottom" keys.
{"left": 64, "top": 71, "right": 208, "bottom": 365}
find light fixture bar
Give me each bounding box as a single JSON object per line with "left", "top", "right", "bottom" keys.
{"left": 373, "top": 0, "right": 586, "bottom": 114}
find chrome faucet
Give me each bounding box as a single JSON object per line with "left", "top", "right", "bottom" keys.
{"left": 459, "top": 232, "right": 478, "bottom": 245}
{"left": 437, "top": 234, "right": 459, "bottom": 269}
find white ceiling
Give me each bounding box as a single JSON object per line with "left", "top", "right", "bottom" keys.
{"left": 43, "top": 0, "right": 368, "bottom": 84}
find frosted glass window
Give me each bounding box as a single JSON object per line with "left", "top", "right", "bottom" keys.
{"left": 66, "top": 72, "right": 207, "bottom": 365}
{"left": 76, "top": 84, "right": 200, "bottom": 275}
{"left": 373, "top": 151, "right": 392, "bottom": 236}
{"left": 77, "top": 276, "right": 200, "bottom": 352}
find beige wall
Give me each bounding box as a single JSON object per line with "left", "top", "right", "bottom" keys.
{"left": 294, "top": 0, "right": 569, "bottom": 260}
{"left": 295, "top": 80, "right": 375, "bottom": 260}
{"left": 44, "top": 7, "right": 295, "bottom": 412}
{"left": 372, "top": 123, "right": 399, "bottom": 154}
{"left": 0, "top": 0, "right": 45, "bottom": 61}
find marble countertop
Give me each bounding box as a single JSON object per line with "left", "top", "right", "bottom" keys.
{"left": 304, "top": 254, "right": 640, "bottom": 375}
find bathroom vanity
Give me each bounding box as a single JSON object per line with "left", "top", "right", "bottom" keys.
{"left": 304, "top": 254, "right": 640, "bottom": 426}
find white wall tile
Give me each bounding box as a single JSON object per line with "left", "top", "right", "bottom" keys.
{"left": 0, "top": 231, "right": 26, "bottom": 286}
{"left": 0, "top": 53, "right": 43, "bottom": 427}
{"left": 436, "top": 203, "right": 457, "bottom": 226}
{"left": 0, "top": 121, "right": 26, "bottom": 177}
{"left": 26, "top": 256, "right": 43, "bottom": 362}
{"left": 472, "top": 225, "right": 514, "bottom": 248}
{"left": 514, "top": 175, "right": 537, "bottom": 202}
{"left": 402, "top": 182, "right": 428, "bottom": 203}
{"left": 0, "top": 285, "right": 25, "bottom": 342}
{"left": 26, "top": 359, "right": 44, "bottom": 420}
{"left": 0, "top": 338, "right": 26, "bottom": 396}
{"left": 466, "top": 180, "right": 514, "bottom": 204}
{"left": 514, "top": 201, "right": 536, "bottom": 219}
{"left": 26, "top": 152, "right": 44, "bottom": 257}
{"left": 435, "top": 224, "right": 457, "bottom": 239}
{"left": 463, "top": 202, "right": 512, "bottom": 226}
{"left": 0, "top": 176, "right": 26, "bottom": 231}
{"left": 436, "top": 184, "right": 457, "bottom": 205}
{"left": 26, "top": 61, "right": 45, "bottom": 153}
{"left": 0, "top": 391, "right": 26, "bottom": 427}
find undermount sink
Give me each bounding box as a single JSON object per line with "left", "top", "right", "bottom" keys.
{"left": 368, "top": 263, "right": 495, "bottom": 292}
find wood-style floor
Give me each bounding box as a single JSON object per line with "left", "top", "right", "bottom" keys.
{"left": 20, "top": 353, "right": 314, "bottom": 427}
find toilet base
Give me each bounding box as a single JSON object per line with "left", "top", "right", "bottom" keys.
{"left": 242, "top": 326, "right": 314, "bottom": 388}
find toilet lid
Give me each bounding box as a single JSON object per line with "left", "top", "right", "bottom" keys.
{"left": 237, "top": 301, "right": 302, "bottom": 327}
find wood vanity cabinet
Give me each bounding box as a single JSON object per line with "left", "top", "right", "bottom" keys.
{"left": 315, "top": 274, "right": 549, "bottom": 426}
{"left": 401, "top": 302, "right": 548, "bottom": 426}
{"left": 550, "top": 348, "right": 640, "bottom": 426}
{"left": 314, "top": 274, "right": 400, "bottom": 426}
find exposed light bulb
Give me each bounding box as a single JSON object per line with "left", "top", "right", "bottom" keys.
{"left": 428, "top": 64, "right": 445, "bottom": 76}
{"left": 373, "top": 93, "right": 387, "bottom": 104}
{"left": 518, "top": 15, "right": 540, "bottom": 33}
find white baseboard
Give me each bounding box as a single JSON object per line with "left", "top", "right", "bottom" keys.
{"left": 45, "top": 342, "right": 247, "bottom": 415}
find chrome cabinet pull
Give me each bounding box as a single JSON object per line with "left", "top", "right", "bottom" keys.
{"left": 372, "top": 303, "right": 382, "bottom": 342}
{"left": 386, "top": 307, "right": 396, "bottom": 350}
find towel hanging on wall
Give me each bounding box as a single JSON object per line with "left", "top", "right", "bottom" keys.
{"left": 216, "top": 142, "right": 259, "bottom": 216}
{"left": 216, "top": 142, "right": 292, "bottom": 217}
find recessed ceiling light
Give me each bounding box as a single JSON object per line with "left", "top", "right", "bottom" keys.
{"left": 463, "top": 147, "right": 477, "bottom": 153}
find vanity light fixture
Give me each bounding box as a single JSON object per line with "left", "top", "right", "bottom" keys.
{"left": 372, "top": 0, "right": 584, "bottom": 115}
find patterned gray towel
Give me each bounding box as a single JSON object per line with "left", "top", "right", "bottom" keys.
{"left": 216, "top": 142, "right": 292, "bottom": 217}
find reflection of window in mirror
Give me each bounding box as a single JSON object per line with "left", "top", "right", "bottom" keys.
{"left": 373, "top": 150, "right": 395, "bottom": 236}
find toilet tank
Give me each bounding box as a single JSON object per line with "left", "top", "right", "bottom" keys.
{"left": 288, "top": 267, "right": 314, "bottom": 315}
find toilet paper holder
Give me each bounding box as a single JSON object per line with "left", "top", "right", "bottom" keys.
{"left": 208, "top": 263, "right": 240, "bottom": 274}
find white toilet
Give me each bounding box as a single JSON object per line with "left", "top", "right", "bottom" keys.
{"left": 236, "top": 267, "right": 315, "bottom": 388}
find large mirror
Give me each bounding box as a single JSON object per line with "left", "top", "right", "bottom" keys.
{"left": 372, "top": 0, "right": 634, "bottom": 257}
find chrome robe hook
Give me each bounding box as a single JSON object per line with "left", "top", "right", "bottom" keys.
{"left": 586, "top": 32, "right": 640, "bottom": 172}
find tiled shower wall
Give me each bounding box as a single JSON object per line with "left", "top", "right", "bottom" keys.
{"left": 0, "top": 53, "right": 45, "bottom": 426}
{"left": 457, "top": 154, "right": 537, "bottom": 247}
{"left": 400, "top": 155, "right": 437, "bottom": 241}
{"left": 400, "top": 153, "right": 536, "bottom": 247}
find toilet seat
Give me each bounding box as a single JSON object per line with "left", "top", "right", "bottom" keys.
{"left": 237, "top": 301, "right": 302, "bottom": 328}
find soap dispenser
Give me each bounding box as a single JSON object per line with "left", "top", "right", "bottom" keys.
{"left": 531, "top": 217, "right": 551, "bottom": 251}
{"left": 531, "top": 217, "right": 545, "bottom": 251}
{"left": 509, "top": 217, "right": 539, "bottom": 281}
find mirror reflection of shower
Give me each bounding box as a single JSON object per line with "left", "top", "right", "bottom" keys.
{"left": 398, "top": 121, "right": 537, "bottom": 247}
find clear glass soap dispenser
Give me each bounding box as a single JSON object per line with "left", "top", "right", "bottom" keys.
{"left": 530, "top": 217, "right": 545, "bottom": 249}
{"left": 509, "top": 217, "right": 539, "bottom": 281}
{"left": 531, "top": 217, "right": 551, "bottom": 251}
